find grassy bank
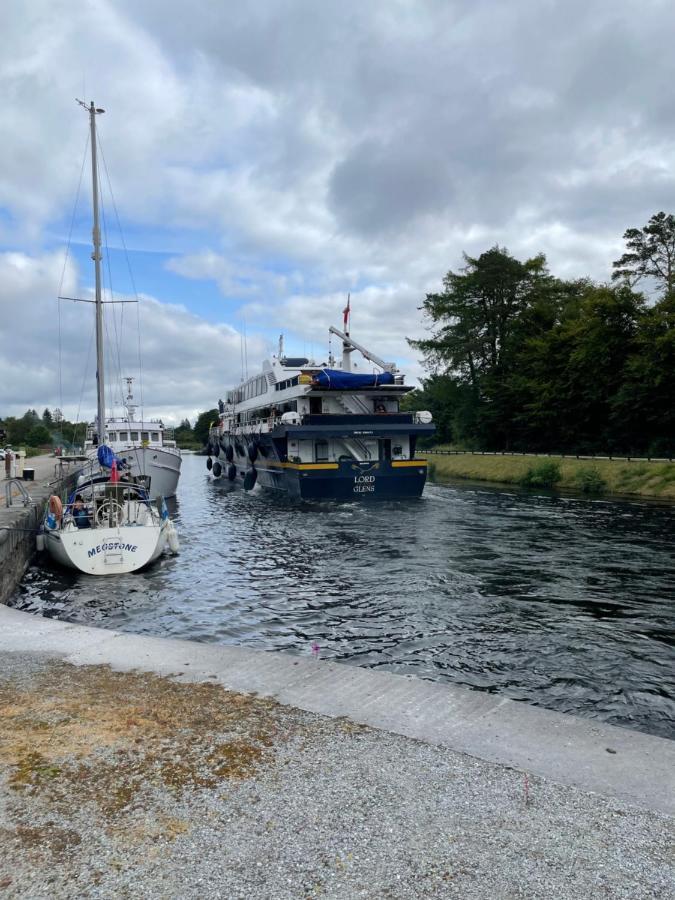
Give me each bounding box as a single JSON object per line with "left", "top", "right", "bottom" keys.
{"left": 426, "top": 452, "right": 675, "bottom": 499}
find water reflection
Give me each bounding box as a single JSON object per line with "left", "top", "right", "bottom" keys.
{"left": 10, "top": 454, "right": 675, "bottom": 739}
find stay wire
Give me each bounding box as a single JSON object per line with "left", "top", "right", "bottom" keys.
{"left": 98, "top": 141, "right": 145, "bottom": 430}
{"left": 57, "top": 132, "right": 90, "bottom": 420}
{"left": 99, "top": 176, "right": 125, "bottom": 415}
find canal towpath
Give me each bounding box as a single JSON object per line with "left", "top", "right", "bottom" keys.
{"left": 0, "top": 606, "right": 672, "bottom": 899}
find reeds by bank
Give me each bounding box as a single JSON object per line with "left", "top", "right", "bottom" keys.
{"left": 426, "top": 451, "right": 675, "bottom": 499}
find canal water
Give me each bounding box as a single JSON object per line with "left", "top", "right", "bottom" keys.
{"left": 9, "top": 454, "right": 675, "bottom": 740}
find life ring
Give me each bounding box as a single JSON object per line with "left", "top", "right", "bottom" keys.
{"left": 48, "top": 495, "right": 63, "bottom": 521}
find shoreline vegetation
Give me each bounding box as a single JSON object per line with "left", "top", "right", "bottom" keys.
{"left": 404, "top": 215, "right": 675, "bottom": 464}
{"left": 425, "top": 450, "right": 675, "bottom": 500}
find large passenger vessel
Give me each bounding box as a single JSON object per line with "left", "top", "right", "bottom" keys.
{"left": 207, "top": 315, "right": 434, "bottom": 500}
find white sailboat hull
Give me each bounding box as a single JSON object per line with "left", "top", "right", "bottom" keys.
{"left": 46, "top": 521, "right": 168, "bottom": 575}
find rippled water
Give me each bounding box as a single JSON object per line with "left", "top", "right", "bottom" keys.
{"left": 10, "top": 453, "right": 675, "bottom": 739}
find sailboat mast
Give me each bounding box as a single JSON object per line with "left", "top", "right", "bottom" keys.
{"left": 86, "top": 100, "right": 106, "bottom": 445}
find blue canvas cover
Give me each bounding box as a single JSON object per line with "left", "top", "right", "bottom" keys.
{"left": 313, "top": 369, "right": 395, "bottom": 389}
{"left": 97, "top": 444, "right": 125, "bottom": 469}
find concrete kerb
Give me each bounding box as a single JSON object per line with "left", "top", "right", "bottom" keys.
{"left": 0, "top": 604, "right": 673, "bottom": 818}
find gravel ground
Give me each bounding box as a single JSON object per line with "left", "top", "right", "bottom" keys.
{"left": 0, "top": 651, "right": 672, "bottom": 899}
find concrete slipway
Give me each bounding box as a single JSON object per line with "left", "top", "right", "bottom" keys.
{"left": 1, "top": 605, "right": 673, "bottom": 816}
{"left": 0, "top": 605, "right": 673, "bottom": 898}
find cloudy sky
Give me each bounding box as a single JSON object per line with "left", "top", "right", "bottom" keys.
{"left": 1, "top": 0, "right": 674, "bottom": 426}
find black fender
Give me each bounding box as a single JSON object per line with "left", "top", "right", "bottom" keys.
{"left": 206, "top": 457, "right": 213, "bottom": 471}
{"left": 225, "top": 444, "right": 234, "bottom": 463}
{"left": 213, "top": 461, "right": 222, "bottom": 477}
{"left": 243, "top": 467, "right": 258, "bottom": 491}
{"left": 227, "top": 463, "right": 236, "bottom": 481}
{"left": 247, "top": 443, "right": 258, "bottom": 463}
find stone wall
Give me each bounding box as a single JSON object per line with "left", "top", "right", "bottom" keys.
{"left": 0, "top": 501, "right": 44, "bottom": 605}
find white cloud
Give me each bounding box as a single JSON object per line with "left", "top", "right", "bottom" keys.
{"left": 0, "top": 251, "right": 262, "bottom": 425}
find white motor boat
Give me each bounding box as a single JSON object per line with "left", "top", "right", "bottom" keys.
{"left": 82, "top": 378, "right": 182, "bottom": 499}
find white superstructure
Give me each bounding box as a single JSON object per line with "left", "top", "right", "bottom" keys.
{"left": 83, "top": 378, "right": 182, "bottom": 498}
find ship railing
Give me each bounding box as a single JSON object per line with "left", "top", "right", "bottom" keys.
{"left": 230, "top": 412, "right": 415, "bottom": 430}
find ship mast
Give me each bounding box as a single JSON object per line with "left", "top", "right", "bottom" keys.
{"left": 79, "top": 99, "right": 106, "bottom": 445}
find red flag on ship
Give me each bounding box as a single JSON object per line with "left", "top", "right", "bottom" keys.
{"left": 110, "top": 459, "right": 120, "bottom": 484}
{"left": 343, "top": 295, "right": 350, "bottom": 328}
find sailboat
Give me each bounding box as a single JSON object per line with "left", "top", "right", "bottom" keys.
{"left": 44, "top": 100, "right": 178, "bottom": 575}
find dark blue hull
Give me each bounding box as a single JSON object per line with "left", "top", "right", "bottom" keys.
{"left": 258, "top": 459, "right": 428, "bottom": 500}
{"left": 217, "top": 453, "right": 428, "bottom": 500}
{"left": 211, "top": 419, "right": 433, "bottom": 501}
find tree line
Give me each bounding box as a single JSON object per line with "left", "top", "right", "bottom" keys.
{"left": 0, "top": 408, "right": 219, "bottom": 450}
{"left": 406, "top": 212, "right": 675, "bottom": 457}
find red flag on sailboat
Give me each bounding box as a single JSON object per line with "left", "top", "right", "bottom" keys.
{"left": 343, "top": 295, "right": 350, "bottom": 327}
{"left": 110, "top": 459, "right": 120, "bottom": 484}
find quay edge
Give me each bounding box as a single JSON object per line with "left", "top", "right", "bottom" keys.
{"left": 0, "top": 604, "right": 673, "bottom": 817}
{"left": 0, "top": 456, "right": 78, "bottom": 605}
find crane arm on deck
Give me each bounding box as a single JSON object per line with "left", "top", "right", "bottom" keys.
{"left": 328, "top": 326, "right": 397, "bottom": 373}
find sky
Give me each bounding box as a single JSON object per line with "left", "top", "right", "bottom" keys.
{"left": 1, "top": 0, "right": 675, "bottom": 427}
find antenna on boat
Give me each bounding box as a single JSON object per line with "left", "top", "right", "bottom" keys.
{"left": 239, "top": 326, "right": 245, "bottom": 383}
{"left": 124, "top": 376, "right": 136, "bottom": 422}
{"left": 278, "top": 333, "right": 284, "bottom": 359}
{"left": 77, "top": 98, "right": 107, "bottom": 445}
{"left": 341, "top": 294, "right": 352, "bottom": 372}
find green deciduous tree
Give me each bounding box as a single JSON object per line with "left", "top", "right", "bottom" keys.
{"left": 26, "top": 424, "right": 51, "bottom": 447}
{"left": 612, "top": 211, "right": 675, "bottom": 295}
{"left": 193, "top": 409, "right": 219, "bottom": 447}
{"left": 409, "top": 233, "right": 672, "bottom": 454}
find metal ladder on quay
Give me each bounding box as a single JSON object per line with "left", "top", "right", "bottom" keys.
{"left": 4, "top": 478, "right": 33, "bottom": 508}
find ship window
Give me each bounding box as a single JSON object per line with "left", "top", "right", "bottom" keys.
{"left": 315, "top": 440, "right": 329, "bottom": 462}
{"left": 130, "top": 431, "right": 139, "bottom": 442}
{"left": 142, "top": 432, "right": 150, "bottom": 442}
{"left": 151, "top": 432, "right": 159, "bottom": 441}
{"left": 108, "top": 432, "right": 116, "bottom": 441}
{"left": 119, "top": 431, "right": 128, "bottom": 442}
